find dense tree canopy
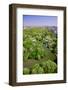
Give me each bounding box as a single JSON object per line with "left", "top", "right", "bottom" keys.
{"left": 23, "top": 27, "right": 57, "bottom": 74}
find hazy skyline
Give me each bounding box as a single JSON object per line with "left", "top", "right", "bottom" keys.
{"left": 23, "top": 15, "right": 57, "bottom": 27}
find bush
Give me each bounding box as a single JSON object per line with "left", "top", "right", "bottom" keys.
{"left": 23, "top": 60, "right": 57, "bottom": 74}
{"left": 41, "top": 60, "right": 57, "bottom": 73}
{"left": 23, "top": 28, "right": 57, "bottom": 74}
{"left": 31, "top": 63, "right": 44, "bottom": 74}
{"left": 23, "top": 28, "right": 57, "bottom": 61}
{"left": 31, "top": 68, "right": 38, "bottom": 74}
{"left": 23, "top": 68, "right": 30, "bottom": 74}
{"left": 32, "top": 63, "right": 40, "bottom": 69}
{"left": 37, "top": 67, "right": 44, "bottom": 74}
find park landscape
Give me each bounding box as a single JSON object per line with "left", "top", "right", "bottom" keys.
{"left": 23, "top": 15, "right": 57, "bottom": 75}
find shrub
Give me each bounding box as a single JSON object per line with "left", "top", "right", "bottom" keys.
{"left": 23, "top": 28, "right": 57, "bottom": 74}
{"left": 31, "top": 63, "right": 44, "bottom": 74}
{"left": 44, "top": 60, "right": 57, "bottom": 73}
{"left": 23, "top": 68, "right": 30, "bottom": 74}
{"left": 32, "top": 63, "right": 40, "bottom": 69}
{"left": 41, "top": 60, "right": 57, "bottom": 73}
{"left": 23, "top": 28, "right": 57, "bottom": 61}
{"left": 37, "top": 67, "right": 44, "bottom": 74}
{"left": 31, "top": 68, "right": 38, "bottom": 74}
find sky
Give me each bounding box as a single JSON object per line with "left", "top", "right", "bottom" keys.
{"left": 23, "top": 15, "right": 57, "bottom": 27}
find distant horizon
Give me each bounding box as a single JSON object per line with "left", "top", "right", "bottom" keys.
{"left": 23, "top": 15, "right": 57, "bottom": 27}
{"left": 24, "top": 25, "right": 57, "bottom": 27}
